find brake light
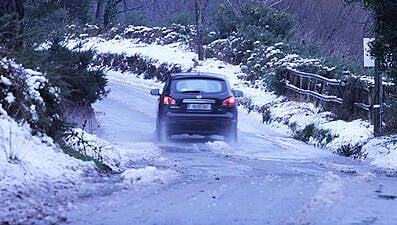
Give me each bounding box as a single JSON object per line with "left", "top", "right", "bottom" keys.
{"left": 222, "top": 96, "right": 236, "bottom": 106}
{"left": 163, "top": 96, "right": 176, "bottom": 105}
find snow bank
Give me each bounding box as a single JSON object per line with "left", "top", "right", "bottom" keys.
{"left": 361, "top": 136, "right": 397, "bottom": 171}
{"left": 322, "top": 120, "right": 373, "bottom": 151}
{"left": 0, "top": 116, "right": 94, "bottom": 183}
{"left": 0, "top": 115, "right": 97, "bottom": 223}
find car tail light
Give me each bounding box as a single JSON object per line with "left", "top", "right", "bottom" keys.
{"left": 163, "top": 96, "right": 176, "bottom": 105}
{"left": 222, "top": 96, "right": 236, "bottom": 107}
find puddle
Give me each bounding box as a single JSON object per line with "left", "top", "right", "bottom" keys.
{"left": 78, "top": 174, "right": 123, "bottom": 199}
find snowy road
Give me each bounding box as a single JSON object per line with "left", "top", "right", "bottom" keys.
{"left": 64, "top": 78, "right": 397, "bottom": 225}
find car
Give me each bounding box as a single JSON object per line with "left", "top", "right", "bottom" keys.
{"left": 150, "top": 72, "right": 243, "bottom": 143}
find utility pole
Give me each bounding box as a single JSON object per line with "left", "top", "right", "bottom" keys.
{"left": 364, "top": 37, "right": 382, "bottom": 136}
{"left": 194, "top": 0, "right": 204, "bottom": 60}
{"left": 373, "top": 57, "right": 383, "bottom": 136}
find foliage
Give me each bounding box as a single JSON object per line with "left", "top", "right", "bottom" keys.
{"left": 43, "top": 40, "right": 109, "bottom": 105}
{"left": 26, "top": 0, "right": 90, "bottom": 23}
{"left": 323, "top": 56, "right": 373, "bottom": 78}
{"left": 214, "top": 3, "right": 238, "bottom": 39}
{"left": 265, "top": 67, "right": 287, "bottom": 95}
{"left": 215, "top": 2, "right": 293, "bottom": 41}
{"left": 238, "top": 97, "right": 255, "bottom": 114}
{"left": 125, "top": 13, "right": 148, "bottom": 26}
{"left": 24, "top": 1, "right": 74, "bottom": 45}
{"left": 1, "top": 1, "right": 109, "bottom": 142}
{"left": 344, "top": 0, "right": 397, "bottom": 84}
{"left": 383, "top": 94, "right": 397, "bottom": 134}
{"left": 120, "top": 24, "right": 196, "bottom": 46}
{"left": 207, "top": 2, "right": 370, "bottom": 101}
{"left": 262, "top": 109, "right": 272, "bottom": 124}
{"left": 10, "top": 39, "right": 109, "bottom": 139}
{"left": 208, "top": 3, "right": 294, "bottom": 66}
{"left": 104, "top": 0, "right": 121, "bottom": 28}
{"left": 0, "top": 13, "right": 23, "bottom": 55}
{"left": 0, "top": 59, "right": 68, "bottom": 140}
{"left": 60, "top": 141, "right": 110, "bottom": 171}
{"left": 335, "top": 76, "right": 369, "bottom": 121}
{"left": 171, "top": 10, "right": 196, "bottom": 26}
{"left": 337, "top": 144, "right": 363, "bottom": 157}
{"left": 97, "top": 52, "right": 182, "bottom": 82}
{"left": 63, "top": 127, "right": 111, "bottom": 171}
{"left": 292, "top": 123, "right": 334, "bottom": 146}
{"left": 294, "top": 123, "right": 316, "bottom": 142}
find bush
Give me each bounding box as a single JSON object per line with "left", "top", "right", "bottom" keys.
{"left": 262, "top": 109, "right": 272, "bottom": 124}
{"left": 41, "top": 40, "right": 109, "bottom": 105}
{"left": 264, "top": 67, "right": 287, "bottom": 95}
{"left": 214, "top": 3, "right": 293, "bottom": 42}
{"left": 294, "top": 123, "right": 316, "bottom": 142}
{"left": 121, "top": 24, "right": 196, "bottom": 46}
{"left": 383, "top": 94, "right": 397, "bottom": 134}
{"left": 97, "top": 52, "right": 182, "bottom": 82}
{"left": 335, "top": 76, "right": 369, "bottom": 121}
{"left": 337, "top": 144, "right": 363, "bottom": 157}
{"left": 171, "top": 10, "right": 196, "bottom": 26}
{"left": 208, "top": 3, "right": 293, "bottom": 66}
{"left": 10, "top": 39, "right": 109, "bottom": 140}
{"left": 0, "top": 58, "right": 67, "bottom": 140}
{"left": 293, "top": 123, "right": 334, "bottom": 146}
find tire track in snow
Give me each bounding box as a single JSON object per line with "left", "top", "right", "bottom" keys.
{"left": 285, "top": 172, "right": 344, "bottom": 225}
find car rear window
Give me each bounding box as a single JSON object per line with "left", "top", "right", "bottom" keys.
{"left": 174, "top": 79, "right": 225, "bottom": 93}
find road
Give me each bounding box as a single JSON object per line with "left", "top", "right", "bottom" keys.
{"left": 64, "top": 79, "right": 397, "bottom": 225}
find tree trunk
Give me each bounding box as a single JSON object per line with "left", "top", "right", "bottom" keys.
{"left": 89, "top": 0, "right": 98, "bottom": 24}
{"left": 194, "top": 0, "right": 204, "bottom": 60}
{"left": 96, "top": 0, "right": 108, "bottom": 28}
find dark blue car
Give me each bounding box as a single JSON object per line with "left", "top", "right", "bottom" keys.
{"left": 150, "top": 72, "right": 243, "bottom": 143}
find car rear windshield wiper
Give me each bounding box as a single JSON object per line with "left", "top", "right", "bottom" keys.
{"left": 181, "top": 90, "right": 201, "bottom": 94}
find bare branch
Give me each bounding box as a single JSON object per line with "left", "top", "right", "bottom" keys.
{"left": 225, "top": 0, "right": 242, "bottom": 17}
{"left": 267, "top": 0, "right": 284, "bottom": 8}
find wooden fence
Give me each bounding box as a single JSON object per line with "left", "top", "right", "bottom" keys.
{"left": 284, "top": 67, "right": 373, "bottom": 122}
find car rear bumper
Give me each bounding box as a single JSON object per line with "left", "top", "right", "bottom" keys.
{"left": 163, "top": 112, "right": 237, "bottom": 135}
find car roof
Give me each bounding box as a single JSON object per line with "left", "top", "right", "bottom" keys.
{"left": 171, "top": 72, "right": 227, "bottom": 80}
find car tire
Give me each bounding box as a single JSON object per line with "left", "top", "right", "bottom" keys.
{"left": 224, "top": 126, "right": 237, "bottom": 143}
{"left": 156, "top": 121, "right": 169, "bottom": 142}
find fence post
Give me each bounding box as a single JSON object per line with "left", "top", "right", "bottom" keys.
{"left": 368, "top": 88, "right": 372, "bottom": 124}
{"left": 299, "top": 75, "right": 303, "bottom": 89}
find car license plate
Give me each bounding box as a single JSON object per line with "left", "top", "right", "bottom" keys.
{"left": 187, "top": 104, "right": 211, "bottom": 111}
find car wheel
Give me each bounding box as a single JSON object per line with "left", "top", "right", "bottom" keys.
{"left": 156, "top": 121, "right": 169, "bottom": 142}
{"left": 224, "top": 126, "right": 237, "bottom": 143}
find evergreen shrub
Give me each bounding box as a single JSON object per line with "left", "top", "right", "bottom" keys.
{"left": 383, "top": 94, "right": 397, "bottom": 134}
{"left": 0, "top": 59, "right": 67, "bottom": 140}
{"left": 42, "top": 40, "right": 109, "bottom": 105}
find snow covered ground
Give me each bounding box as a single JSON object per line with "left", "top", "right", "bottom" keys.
{"left": 1, "top": 32, "right": 397, "bottom": 224}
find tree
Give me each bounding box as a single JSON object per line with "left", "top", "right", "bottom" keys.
{"left": 345, "top": 0, "right": 397, "bottom": 135}
{"left": 0, "top": 0, "right": 24, "bottom": 52}
{"left": 194, "top": 0, "right": 204, "bottom": 60}
{"left": 344, "top": 0, "right": 397, "bottom": 82}
{"left": 90, "top": 0, "right": 126, "bottom": 29}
